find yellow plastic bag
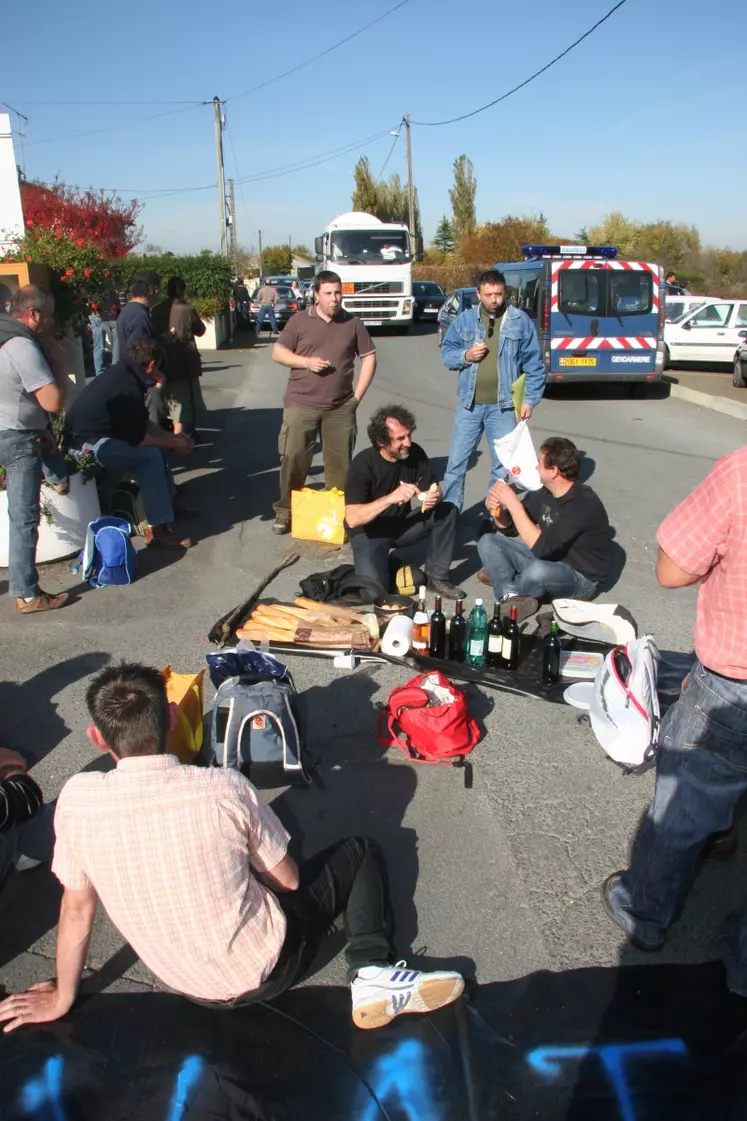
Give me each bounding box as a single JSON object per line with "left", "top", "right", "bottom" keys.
{"left": 291, "top": 487, "right": 347, "bottom": 545}
{"left": 512, "top": 373, "right": 526, "bottom": 419}
{"left": 161, "top": 665, "right": 205, "bottom": 763}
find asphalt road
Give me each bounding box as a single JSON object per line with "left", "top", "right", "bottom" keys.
{"left": 1, "top": 324, "right": 746, "bottom": 1001}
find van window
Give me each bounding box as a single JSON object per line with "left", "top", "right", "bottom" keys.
{"left": 521, "top": 274, "right": 540, "bottom": 318}
{"left": 559, "top": 271, "right": 602, "bottom": 314}
{"left": 609, "top": 272, "right": 653, "bottom": 316}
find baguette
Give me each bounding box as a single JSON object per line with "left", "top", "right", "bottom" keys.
{"left": 237, "top": 625, "right": 294, "bottom": 643}
{"left": 293, "top": 597, "right": 366, "bottom": 622}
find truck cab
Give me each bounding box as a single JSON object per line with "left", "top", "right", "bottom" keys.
{"left": 495, "top": 245, "right": 666, "bottom": 383}
{"left": 314, "top": 212, "right": 420, "bottom": 331}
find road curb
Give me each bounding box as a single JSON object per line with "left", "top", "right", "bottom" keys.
{"left": 665, "top": 380, "right": 747, "bottom": 422}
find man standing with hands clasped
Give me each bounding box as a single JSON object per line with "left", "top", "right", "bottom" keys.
{"left": 440, "top": 269, "right": 545, "bottom": 520}
{"left": 271, "top": 271, "right": 376, "bottom": 535}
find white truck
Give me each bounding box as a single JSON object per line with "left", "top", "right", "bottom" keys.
{"left": 313, "top": 211, "right": 421, "bottom": 332}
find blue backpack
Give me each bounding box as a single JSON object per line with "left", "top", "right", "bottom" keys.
{"left": 76, "top": 516, "right": 137, "bottom": 588}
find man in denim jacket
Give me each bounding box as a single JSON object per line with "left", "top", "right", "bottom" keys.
{"left": 440, "top": 269, "right": 545, "bottom": 516}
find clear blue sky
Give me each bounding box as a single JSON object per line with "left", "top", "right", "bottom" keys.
{"left": 2, "top": 0, "right": 745, "bottom": 255}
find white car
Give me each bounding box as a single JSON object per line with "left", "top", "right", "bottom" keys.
{"left": 664, "top": 299, "right": 747, "bottom": 366}
{"left": 664, "top": 295, "right": 716, "bottom": 323}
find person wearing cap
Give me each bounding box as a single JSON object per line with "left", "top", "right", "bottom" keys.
{"left": 601, "top": 447, "right": 747, "bottom": 985}
{"left": 477, "top": 436, "right": 612, "bottom": 622}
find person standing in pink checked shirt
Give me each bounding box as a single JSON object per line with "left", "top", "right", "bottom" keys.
{"left": 601, "top": 446, "right": 747, "bottom": 989}
{"left": 0, "top": 663, "right": 463, "bottom": 1032}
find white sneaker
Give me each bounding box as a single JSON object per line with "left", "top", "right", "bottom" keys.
{"left": 15, "top": 854, "right": 42, "bottom": 872}
{"left": 350, "top": 960, "right": 464, "bottom": 1030}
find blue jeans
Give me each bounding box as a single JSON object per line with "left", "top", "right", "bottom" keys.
{"left": 89, "top": 315, "right": 119, "bottom": 375}
{"left": 477, "top": 532, "right": 598, "bottom": 601}
{"left": 88, "top": 438, "right": 175, "bottom": 527}
{"left": 0, "top": 801, "right": 55, "bottom": 884}
{"left": 256, "top": 305, "right": 278, "bottom": 334}
{"left": 442, "top": 403, "right": 517, "bottom": 512}
{"left": 0, "top": 429, "right": 69, "bottom": 598}
{"left": 606, "top": 661, "right": 747, "bottom": 989}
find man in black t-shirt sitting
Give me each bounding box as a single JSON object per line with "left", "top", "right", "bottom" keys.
{"left": 477, "top": 437, "right": 612, "bottom": 620}
{"left": 344, "top": 404, "right": 466, "bottom": 600}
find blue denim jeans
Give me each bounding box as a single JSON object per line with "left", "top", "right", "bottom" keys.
{"left": 477, "top": 532, "right": 598, "bottom": 601}
{"left": 88, "top": 438, "right": 175, "bottom": 527}
{"left": 89, "top": 314, "right": 119, "bottom": 375}
{"left": 442, "top": 403, "right": 517, "bottom": 512}
{"left": 0, "top": 801, "right": 55, "bottom": 884}
{"left": 256, "top": 305, "right": 278, "bottom": 334}
{"left": 605, "top": 661, "right": 747, "bottom": 988}
{"left": 0, "top": 429, "right": 69, "bottom": 598}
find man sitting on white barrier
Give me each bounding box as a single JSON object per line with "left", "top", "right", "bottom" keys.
{"left": 477, "top": 437, "right": 612, "bottom": 620}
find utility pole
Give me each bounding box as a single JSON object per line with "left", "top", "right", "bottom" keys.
{"left": 289, "top": 235, "right": 292, "bottom": 269}
{"left": 213, "top": 96, "right": 228, "bottom": 256}
{"left": 227, "top": 178, "right": 237, "bottom": 266}
{"left": 258, "top": 229, "right": 264, "bottom": 279}
{"left": 404, "top": 112, "right": 415, "bottom": 248}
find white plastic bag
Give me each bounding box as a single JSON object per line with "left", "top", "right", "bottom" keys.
{"left": 493, "top": 420, "right": 542, "bottom": 491}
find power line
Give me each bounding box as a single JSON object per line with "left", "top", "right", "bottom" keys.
{"left": 374, "top": 123, "right": 403, "bottom": 184}
{"left": 224, "top": 0, "right": 410, "bottom": 102}
{"left": 236, "top": 128, "right": 395, "bottom": 185}
{"left": 411, "top": 0, "right": 628, "bottom": 126}
{"left": 12, "top": 99, "right": 201, "bottom": 106}
{"left": 224, "top": 119, "right": 256, "bottom": 236}
{"left": 24, "top": 101, "right": 208, "bottom": 146}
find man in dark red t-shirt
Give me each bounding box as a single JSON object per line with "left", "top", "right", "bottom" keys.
{"left": 271, "top": 271, "right": 377, "bottom": 534}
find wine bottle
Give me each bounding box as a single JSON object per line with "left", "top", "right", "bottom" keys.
{"left": 429, "top": 595, "right": 446, "bottom": 659}
{"left": 448, "top": 599, "right": 467, "bottom": 662}
{"left": 486, "top": 602, "right": 503, "bottom": 668}
{"left": 466, "top": 599, "right": 488, "bottom": 667}
{"left": 502, "top": 604, "right": 520, "bottom": 671}
{"left": 412, "top": 586, "right": 430, "bottom": 654}
{"left": 542, "top": 620, "right": 561, "bottom": 684}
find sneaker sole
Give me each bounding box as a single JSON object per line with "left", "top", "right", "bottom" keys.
{"left": 352, "top": 975, "right": 464, "bottom": 1030}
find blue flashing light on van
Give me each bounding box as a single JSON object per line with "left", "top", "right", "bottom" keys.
{"left": 494, "top": 246, "right": 666, "bottom": 383}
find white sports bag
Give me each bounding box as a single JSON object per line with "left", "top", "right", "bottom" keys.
{"left": 589, "top": 635, "right": 661, "bottom": 767}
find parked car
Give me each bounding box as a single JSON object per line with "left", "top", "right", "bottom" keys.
{"left": 413, "top": 281, "right": 446, "bottom": 322}
{"left": 733, "top": 332, "right": 747, "bottom": 387}
{"left": 664, "top": 295, "right": 716, "bottom": 323}
{"left": 436, "top": 287, "right": 478, "bottom": 346}
{"left": 300, "top": 279, "right": 315, "bottom": 307}
{"left": 249, "top": 285, "right": 301, "bottom": 332}
{"left": 664, "top": 299, "right": 747, "bottom": 367}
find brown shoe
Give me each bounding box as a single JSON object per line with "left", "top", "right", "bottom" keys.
{"left": 477, "top": 568, "right": 491, "bottom": 586}
{"left": 146, "top": 525, "right": 193, "bottom": 550}
{"left": 16, "top": 589, "right": 69, "bottom": 614}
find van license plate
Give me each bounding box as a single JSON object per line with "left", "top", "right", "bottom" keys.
{"left": 366, "top": 320, "right": 383, "bottom": 326}
{"left": 559, "top": 357, "right": 597, "bottom": 367}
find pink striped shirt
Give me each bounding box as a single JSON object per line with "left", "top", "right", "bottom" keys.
{"left": 52, "top": 755, "right": 290, "bottom": 1001}
{"left": 657, "top": 446, "right": 747, "bottom": 679}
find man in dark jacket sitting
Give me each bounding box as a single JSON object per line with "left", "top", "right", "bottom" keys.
{"left": 0, "top": 747, "right": 54, "bottom": 884}
{"left": 66, "top": 339, "right": 195, "bottom": 550}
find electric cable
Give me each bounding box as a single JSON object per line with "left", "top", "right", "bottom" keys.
{"left": 411, "top": 0, "right": 627, "bottom": 126}
{"left": 374, "top": 123, "right": 403, "bottom": 184}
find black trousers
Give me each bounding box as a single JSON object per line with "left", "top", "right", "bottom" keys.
{"left": 199, "top": 837, "right": 395, "bottom": 1009}
{"left": 350, "top": 502, "right": 458, "bottom": 591}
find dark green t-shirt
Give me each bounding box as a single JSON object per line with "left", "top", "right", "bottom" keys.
{"left": 473, "top": 305, "right": 502, "bottom": 405}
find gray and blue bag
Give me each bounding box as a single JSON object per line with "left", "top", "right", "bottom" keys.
{"left": 207, "top": 648, "right": 307, "bottom": 787}
{"left": 75, "top": 516, "right": 136, "bottom": 588}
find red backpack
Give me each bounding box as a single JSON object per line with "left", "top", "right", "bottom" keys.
{"left": 377, "top": 671, "right": 480, "bottom": 781}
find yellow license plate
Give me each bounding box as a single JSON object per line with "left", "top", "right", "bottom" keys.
{"left": 559, "top": 356, "right": 597, "bottom": 367}
{"left": 342, "top": 282, "right": 355, "bottom": 295}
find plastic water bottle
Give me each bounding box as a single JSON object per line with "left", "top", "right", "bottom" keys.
{"left": 466, "top": 599, "right": 488, "bottom": 666}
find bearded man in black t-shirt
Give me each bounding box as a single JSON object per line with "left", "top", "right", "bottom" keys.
{"left": 477, "top": 437, "right": 612, "bottom": 621}
{"left": 344, "top": 404, "right": 466, "bottom": 600}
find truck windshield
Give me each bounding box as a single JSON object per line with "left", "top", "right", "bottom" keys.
{"left": 330, "top": 230, "right": 410, "bottom": 264}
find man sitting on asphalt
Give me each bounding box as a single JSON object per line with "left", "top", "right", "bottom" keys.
{"left": 66, "top": 339, "right": 196, "bottom": 550}
{"left": 345, "top": 404, "right": 465, "bottom": 600}
{"left": 477, "top": 437, "right": 611, "bottom": 620}
{"left": 0, "top": 746, "right": 55, "bottom": 885}
{"left": 0, "top": 662, "right": 464, "bottom": 1032}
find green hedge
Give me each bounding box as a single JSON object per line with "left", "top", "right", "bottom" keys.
{"left": 117, "top": 253, "right": 233, "bottom": 319}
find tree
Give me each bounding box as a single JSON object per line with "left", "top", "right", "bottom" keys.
{"left": 433, "top": 216, "right": 455, "bottom": 259}
{"left": 292, "top": 243, "right": 313, "bottom": 260}
{"left": 261, "top": 244, "right": 292, "bottom": 274}
{"left": 20, "top": 180, "right": 142, "bottom": 257}
{"left": 352, "top": 156, "right": 379, "bottom": 215}
{"left": 458, "top": 215, "right": 551, "bottom": 266}
{"left": 449, "top": 155, "right": 476, "bottom": 246}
